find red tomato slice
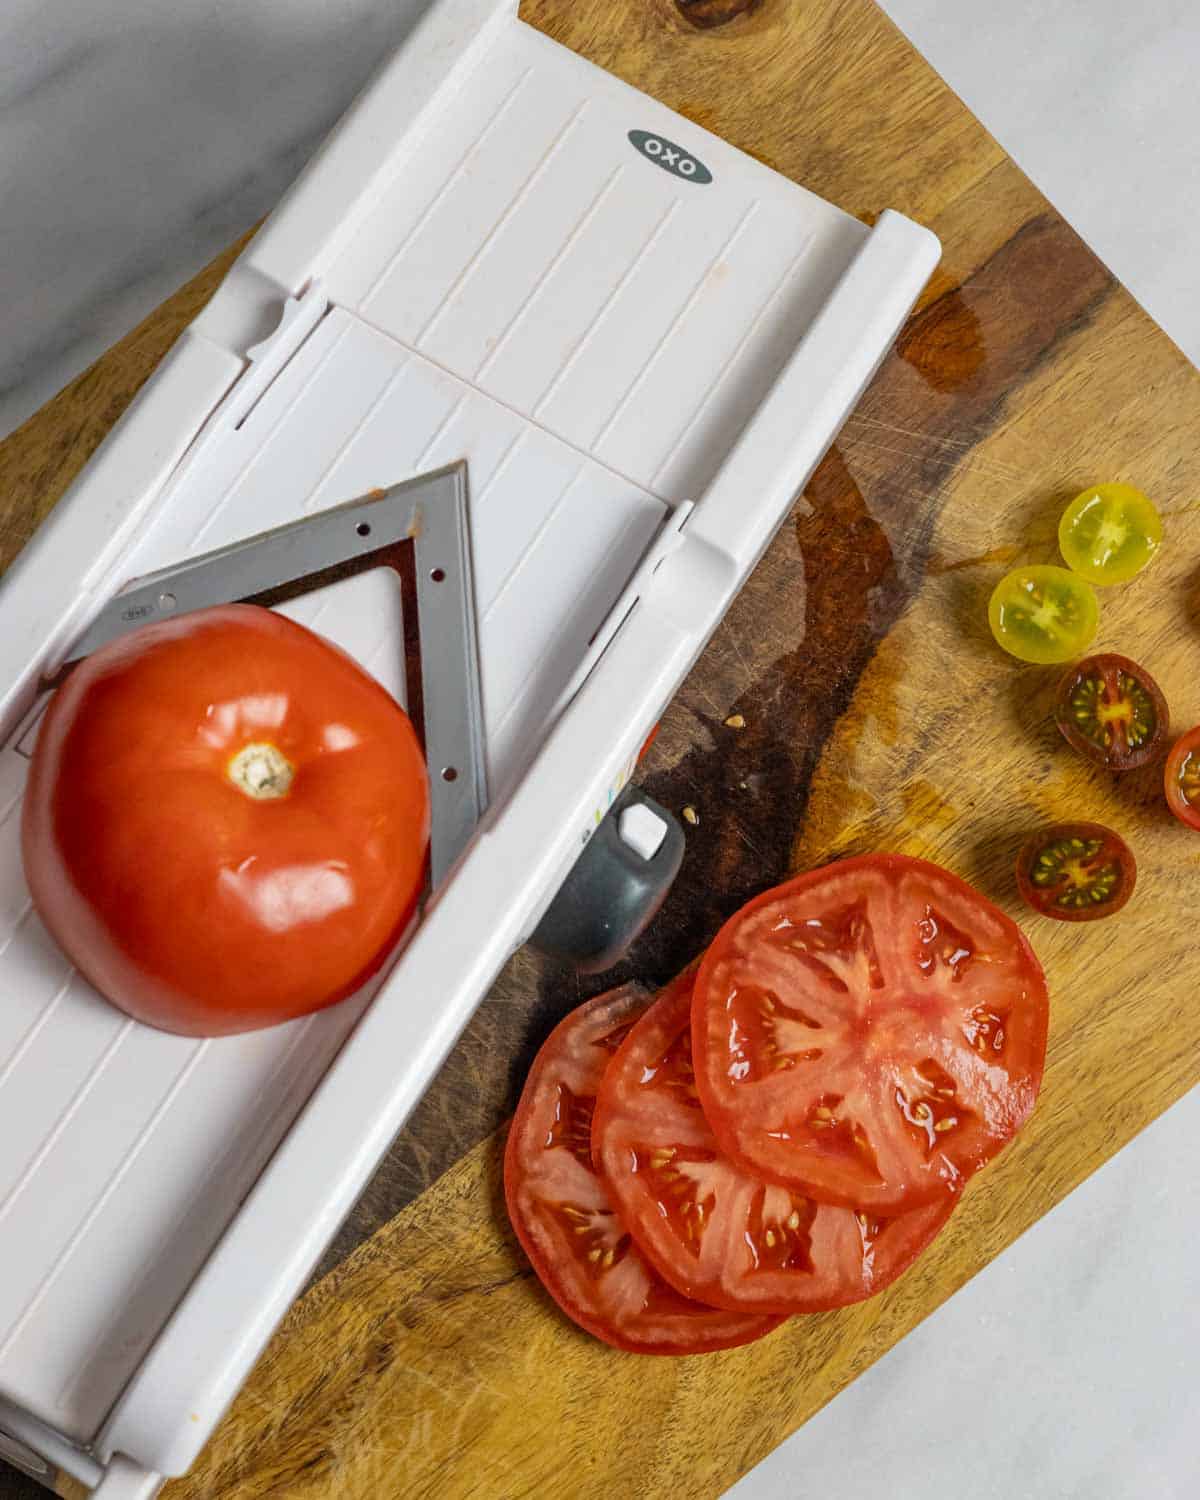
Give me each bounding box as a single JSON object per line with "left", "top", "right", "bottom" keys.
{"left": 504, "top": 985, "right": 782, "bottom": 1354}
{"left": 1165, "top": 726, "right": 1200, "bottom": 831}
{"left": 692, "top": 855, "right": 1049, "bottom": 1213}
{"left": 593, "top": 972, "right": 955, "bottom": 1314}
{"left": 23, "top": 604, "right": 430, "bottom": 1036}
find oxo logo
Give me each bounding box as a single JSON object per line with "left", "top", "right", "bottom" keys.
{"left": 627, "top": 130, "right": 713, "bottom": 185}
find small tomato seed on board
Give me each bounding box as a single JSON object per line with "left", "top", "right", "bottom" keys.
{"left": 724, "top": 713, "right": 746, "bottom": 729}
{"left": 682, "top": 805, "right": 700, "bottom": 826}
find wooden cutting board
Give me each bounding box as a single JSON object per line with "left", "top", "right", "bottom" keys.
{"left": 3, "top": 1, "right": 1198, "bottom": 1497}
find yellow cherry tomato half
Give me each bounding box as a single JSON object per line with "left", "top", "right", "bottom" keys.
{"left": 988, "top": 565, "right": 1099, "bottom": 665}
{"left": 1058, "top": 483, "right": 1162, "bottom": 585}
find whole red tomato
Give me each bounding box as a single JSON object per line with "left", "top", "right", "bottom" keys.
{"left": 22, "top": 604, "right": 430, "bottom": 1036}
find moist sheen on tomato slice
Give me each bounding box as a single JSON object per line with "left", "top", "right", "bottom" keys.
{"left": 504, "top": 985, "right": 781, "bottom": 1354}
{"left": 1165, "top": 727, "right": 1200, "bottom": 831}
{"left": 593, "top": 973, "right": 955, "bottom": 1315}
{"left": 692, "top": 855, "right": 1050, "bottom": 1213}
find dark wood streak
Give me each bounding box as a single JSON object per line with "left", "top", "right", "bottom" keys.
{"left": 620, "top": 214, "right": 1115, "bottom": 953}
{"left": 315, "top": 213, "right": 1114, "bottom": 1282}
{"left": 675, "top": 0, "right": 762, "bottom": 28}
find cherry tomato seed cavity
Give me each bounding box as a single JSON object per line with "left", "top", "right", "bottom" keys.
{"left": 1054, "top": 653, "right": 1168, "bottom": 771}
{"left": 1016, "top": 823, "right": 1136, "bottom": 922}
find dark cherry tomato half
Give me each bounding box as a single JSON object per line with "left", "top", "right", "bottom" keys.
{"left": 1016, "top": 823, "right": 1136, "bottom": 922}
{"left": 1165, "top": 727, "right": 1200, "bottom": 832}
{"left": 1054, "top": 654, "right": 1168, "bottom": 772}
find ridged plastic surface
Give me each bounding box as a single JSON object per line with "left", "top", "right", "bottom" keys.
{"left": 0, "top": 307, "right": 666, "bottom": 1437}
{"left": 327, "top": 22, "right": 866, "bottom": 504}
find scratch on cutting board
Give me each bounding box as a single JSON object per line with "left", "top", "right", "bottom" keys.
{"left": 848, "top": 413, "right": 1025, "bottom": 475}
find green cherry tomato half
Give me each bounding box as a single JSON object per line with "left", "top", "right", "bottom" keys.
{"left": 988, "top": 566, "right": 1099, "bottom": 665}
{"left": 1058, "top": 483, "right": 1162, "bottom": 585}
{"left": 1016, "top": 822, "right": 1136, "bottom": 923}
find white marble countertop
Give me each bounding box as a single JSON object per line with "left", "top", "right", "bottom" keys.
{"left": 1, "top": 1, "right": 1197, "bottom": 1496}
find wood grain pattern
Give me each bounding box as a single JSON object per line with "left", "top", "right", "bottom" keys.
{"left": 1, "top": 0, "right": 1198, "bottom": 1495}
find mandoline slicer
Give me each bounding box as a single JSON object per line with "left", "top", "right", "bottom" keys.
{"left": 0, "top": 0, "right": 941, "bottom": 1492}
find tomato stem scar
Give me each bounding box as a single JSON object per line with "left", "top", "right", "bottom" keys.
{"left": 227, "top": 742, "right": 295, "bottom": 800}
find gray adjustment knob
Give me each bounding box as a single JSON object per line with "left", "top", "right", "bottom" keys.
{"left": 531, "top": 785, "right": 685, "bottom": 973}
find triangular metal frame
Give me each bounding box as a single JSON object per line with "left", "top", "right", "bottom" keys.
{"left": 59, "top": 462, "right": 486, "bottom": 887}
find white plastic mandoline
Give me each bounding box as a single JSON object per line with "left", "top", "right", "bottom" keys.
{"left": 0, "top": 0, "right": 939, "bottom": 1491}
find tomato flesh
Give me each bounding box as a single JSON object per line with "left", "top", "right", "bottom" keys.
{"left": 1165, "top": 728, "right": 1200, "bottom": 831}
{"left": 1058, "top": 483, "right": 1162, "bottom": 586}
{"left": 1054, "top": 654, "right": 1168, "bottom": 771}
{"left": 692, "top": 855, "right": 1049, "bottom": 1213}
{"left": 1015, "top": 823, "right": 1136, "bottom": 922}
{"left": 22, "top": 604, "right": 430, "bottom": 1036}
{"left": 504, "top": 985, "right": 781, "bottom": 1354}
{"left": 988, "top": 565, "right": 1098, "bottom": 665}
{"left": 593, "top": 973, "right": 955, "bottom": 1314}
